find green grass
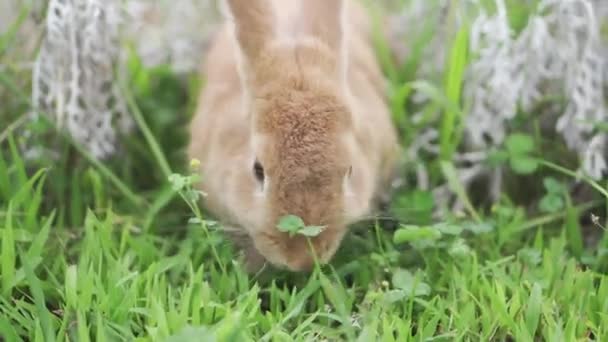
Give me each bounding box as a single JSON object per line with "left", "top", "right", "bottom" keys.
{"left": 1, "top": 1, "right": 608, "bottom": 341}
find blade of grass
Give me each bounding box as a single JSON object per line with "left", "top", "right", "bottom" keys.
{"left": 389, "top": 83, "right": 413, "bottom": 139}
{"left": 0, "top": 71, "right": 145, "bottom": 208}
{"left": 0, "top": 314, "right": 19, "bottom": 341}
{"left": 539, "top": 160, "right": 608, "bottom": 199}
{"left": 70, "top": 171, "right": 84, "bottom": 226}
{"left": 10, "top": 168, "right": 47, "bottom": 211}
{"left": 517, "top": 201, "right": 600, "bottom": 232}
{"left": 26, "top": 211, "right": 55, "bottom": 260}
{"left": 564, "top": 201, "right": 584, "bottom": 259}
{"left": 0, "top": 2, "right": 32, "bottom": 57}
{"left": 0, "top": 149, "right": 10, "bottom": 200}
{"left": 399, "top": 11, "right": 438, "bottom": 81}
{"left": 440, "top": 161, "right": 481, "bottom": 222}
{"left": 70, "top": 137, "right": 144, "bottom": 207}
{"left": 0, "top": 115, "right": 29, "bottom": 144}
{"left": 120, "top": 81, "right": 172, "bottom": 178}
{"left": 23, "top": 256, "right": 56, "bottom": 342}
{"left": 440, "top": 23, "right": 469, "bottom": 160}
{"left": 524, "top": 282, "right": 542, "bottom": 336}
{"left": 8, "top": 133, "right": 28, "bottom": 188}
{"left": 408, "top": 80, "right": 464, "bottom": 123}
{"left": 369, "top": 7, "right": 398, "bottom": 83}
{"left": 1, "top": 203, "right": 15, "bottom": 296}
{"left": 24, "top": 167, "right": 48, "bottom": 231}
{"left": 143, "top": 184, "right": 177, "bottom": 232}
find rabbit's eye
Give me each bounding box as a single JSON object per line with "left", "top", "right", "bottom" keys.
{"left": 253, "top": 160, "right": 265, "bottom": 183}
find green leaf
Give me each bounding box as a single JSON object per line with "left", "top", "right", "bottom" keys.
{"left": 433, "top": 222, "right": 463, "bottom": 235}
{"left": 185, "top": 189, "right": 201, "bottom": 203}
{"left": 188, "top": 217, "right": 203, "bottom": 225}
{"left": 277, "top": 215, "right": 305, "bottom": 234}
{"left": 393, "top": 225, "right": 442, "bottom": 244}
{"left": 298, "top": 225, "right": 326, "bottom": 237}
{"left": 510, "top": 156, "right": 539, "bottom": 174}
{"left": 391, "top": 190, "right": 435, "bottom": 224}
{"left": 448, "top": 239, "right": 472, "bottom": 257}
{"left": 542, "top": 177, "right": 565, "bottom": 194}
{"left": 382, "top": 289, "right": 407, "bottom": 304}
{"left": 391, "top": 269, "right": 431, "bottom": 297}
{"left": 518, "top": 248, "right": 542, "bottom": 266}
{"left": 168, "top": 174, "right": 187, "bottom": 191}
{"left": 538, "top": 194, "right": 564, "bottom": 213}
{"left": 506, "top": 133, "right": 535, "bottom": 155}
{"left": 486, "top": 149, "right": 510, "bottom": 167}
{"left": 465, "top": 222, "right": 494, "bottom": 234}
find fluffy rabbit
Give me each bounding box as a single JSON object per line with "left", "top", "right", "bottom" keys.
{"left": 188, "top": 0, "right": 401, "bottom": 272}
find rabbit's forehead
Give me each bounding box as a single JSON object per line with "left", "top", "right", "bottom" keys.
{"left": 252, "top": 129, "right": 350, "bottom": 161}
{"left": 250, "top": 134, "right": 267, "bottom": 153}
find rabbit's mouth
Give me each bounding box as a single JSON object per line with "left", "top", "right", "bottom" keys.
{"left": 245, "top": 225, "right": 345, "bottom": 272}
{"left": 222, "top": 213, "right": 350, "bottom": 272}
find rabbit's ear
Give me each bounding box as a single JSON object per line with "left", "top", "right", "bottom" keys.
{"left": 225, "top": 0, "right": 275, "bottom": 63}
{"left": 299, "top": 0, "right": 345, "bottom": 52}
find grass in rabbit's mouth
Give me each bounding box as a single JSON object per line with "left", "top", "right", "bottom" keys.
{"left": 1, "top": 0, "right": 608, "bottom": 341}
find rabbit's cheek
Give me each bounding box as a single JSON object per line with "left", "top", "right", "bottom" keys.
{"left": 342, "top": 169, "right": 354, "bottom": 196}
{"left": 241, "top": 244, "right": 268, "bottom": 273}
{"left": 320, "top": 232, "right": 344, "bottom": 263}
{"left": 253, "top": 182, "right": 266, "bottom": 197}
{"left": 342, "top": 171, "right": 362, "bottom": 220}
{"left": 343, "top": 193, "right": 367, "bottom": 223}
{"left": 249, "top": 235, "right": 287, "bottom": 269}
{"left": 314, "top": 237, "right": 336, "bottom": 263}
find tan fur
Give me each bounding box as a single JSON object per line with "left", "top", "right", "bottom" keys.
{"left": 188, "top": 0, "right": 401, "bottom": 272}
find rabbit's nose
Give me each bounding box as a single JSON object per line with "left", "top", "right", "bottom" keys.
{"left": 281, "top": 234, "right": 333, "bottom": 272}
{"left": 284, "top": 254, "right": 315, "bottom": 272}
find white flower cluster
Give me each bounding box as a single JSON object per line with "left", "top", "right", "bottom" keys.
{"left": 32, "top": 0, "right": 132, "bottom": 159}
{"left": 386, "top": 0, "right": 449, "bottom": 74}
{"left": 0, "top": 2, "right": 19, "bottom": 34}
{"left": 8, "top": 0, "right": 607, "bottom": 184}
{"left": 466, "top": 0, "right": 607, "bottom": 180}
{"left": 27, "top": 0, "right": 218, "bottom": 159}
{"left": 124, "top": 0, "right": 219, "bottom": 73}
{"left": 389, "top": 0, "right": 607, "bottom": 214}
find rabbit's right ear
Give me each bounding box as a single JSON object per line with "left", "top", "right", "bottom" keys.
{"left": 299, "top": 0, "right": 345, "bottom": 54}
{"left": 224, "top": 0, "right": 275, "bottom": 64}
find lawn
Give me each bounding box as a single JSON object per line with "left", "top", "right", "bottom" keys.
{"left": 1, "top": 0, "right": 607, "bottom": 341}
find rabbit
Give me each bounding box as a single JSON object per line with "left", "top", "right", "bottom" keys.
{"left": 187, "top": 0, "right": 401, "bottom": 272}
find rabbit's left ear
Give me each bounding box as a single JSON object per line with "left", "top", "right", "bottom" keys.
{"left": 298, "top": 0, "right": 345, "bottom": 55}
{"left": 224, "top": 0, "right": 276, "bottom": 64}
{"left": 297, "top": 0, "right": 347, "bottom": 85}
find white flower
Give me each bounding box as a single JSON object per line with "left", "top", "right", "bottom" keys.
{"left": 32, "top": 0, "right": 132, "bottom": 159}
{"left": 465, "top": 0, "right": 607, "bottom": 179}
{"left": 15, "top": 0, "right": 608, "bottom": 178}
{"left": 124, "top": 0, "right": 219, "bottom": 73}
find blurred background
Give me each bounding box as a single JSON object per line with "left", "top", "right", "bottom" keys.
{"left": 0, "top": 0, "right": 607, "bottom": 340}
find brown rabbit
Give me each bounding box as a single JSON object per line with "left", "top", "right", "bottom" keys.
{"left": 188, "top": 0, "right": 401, "bottom": 272}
